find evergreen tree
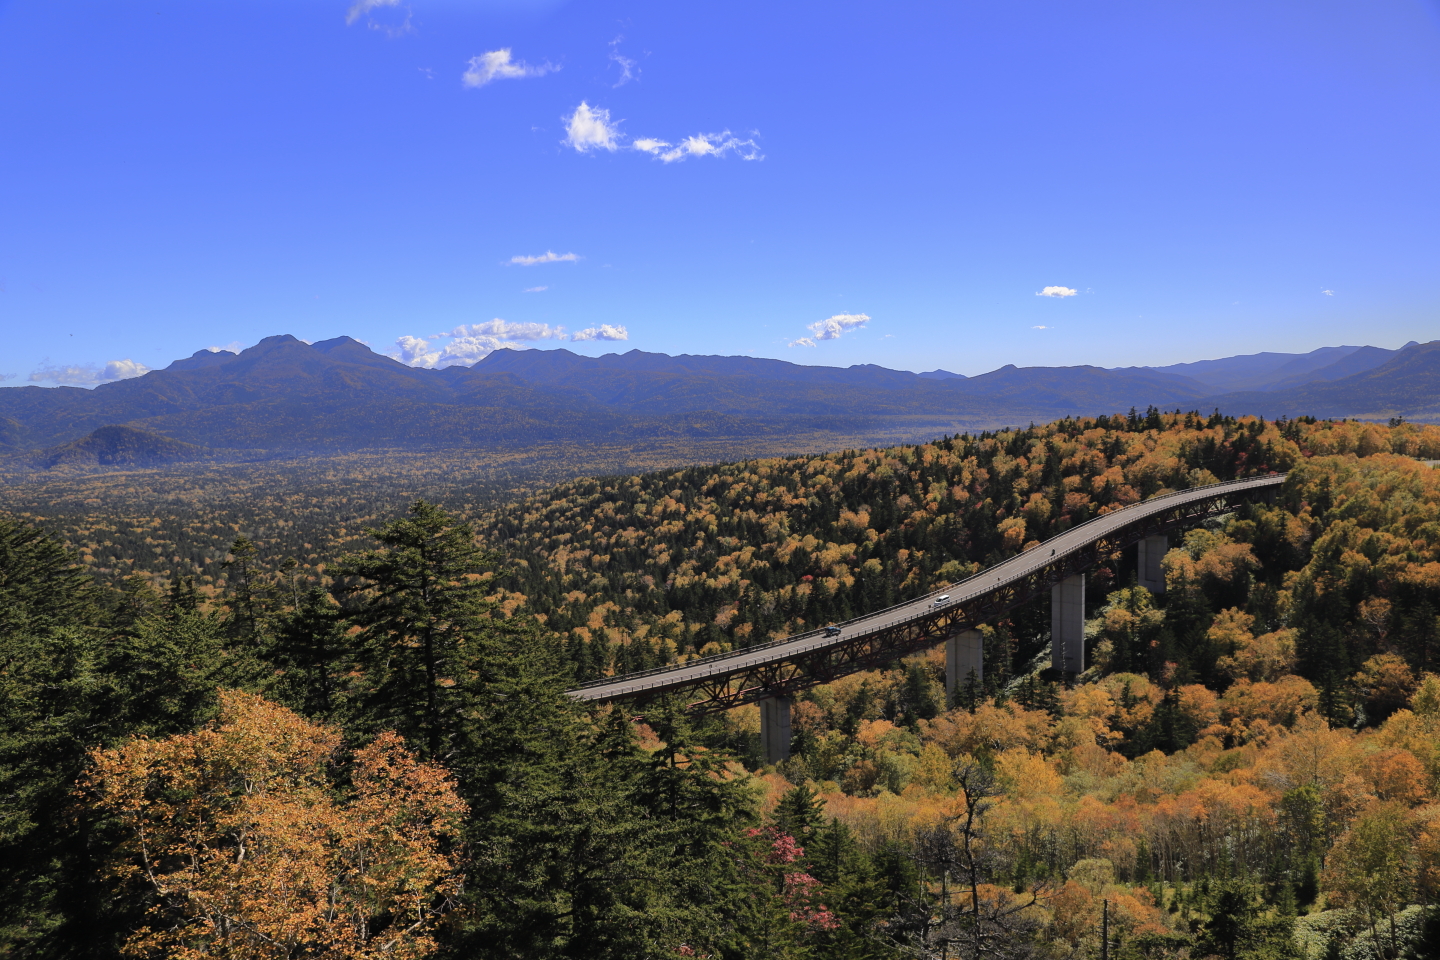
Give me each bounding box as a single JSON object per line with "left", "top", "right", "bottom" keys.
{"left": 0, "top": 621, "right": 123, "bottom": 958}
{"left": 464, "top": 715, "right": 692, "bottom": 959}
{"left": 0, "top": 521, "right": 245, "bottom": 959}
{"left": 0, "top": 517, "right": 101, "bottom": 630}
{"left": 268, "top": 586, "right": 349, "bottom": 718}
{"left": 1195, "top": 877, "right": 1303, "bottom": 960}
{"left": 774, "top": 781, "right": 827, "bottom": 845}
{"left": 334, "top": 542, "right": 748, "bottom": 960}
{"left": 337, "top": 500, "right": 499, "bottom": 758}
{"left": 221, "top": 534, "right": 265, "bottom": 642}
{"left": 110, "top": 574, "right": 162, "bottom": 634}
{"left": 455, "top": 693, "right": 766, "bottom": 959}
{"left": 808, "top": 819, "right": 894, "bottom": 960}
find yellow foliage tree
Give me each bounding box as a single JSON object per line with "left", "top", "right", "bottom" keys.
{"left": 82, "top": 691, "right": 467, "bottom": 960}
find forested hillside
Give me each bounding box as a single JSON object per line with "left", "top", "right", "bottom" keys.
{"left": 0, "top": 436, "right": 874, "bottom": 596}
{"left": 480, "top": 412, "right": 1439, "bottom": 696}
{"left": 4, "top": 412, "right": 1440, "bottom": 958}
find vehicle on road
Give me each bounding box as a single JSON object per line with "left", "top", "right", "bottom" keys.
{"left": 933, "top": 594, "right": 951, "bottom": 604}
{"left": 824, "top": 625, "right": 842, "bottom": 637}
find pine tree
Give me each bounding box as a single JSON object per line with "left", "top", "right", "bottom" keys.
{"left": 0, "top": 517, "right": 101, "bottom": 630}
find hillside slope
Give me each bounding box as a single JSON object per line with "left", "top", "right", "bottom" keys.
{"left": 1202, "top": 340, "right": 1440, "bottom": 419}
{"left": 34, "top": 425, "right": 215, "bottom": 469}
{"left": 478, "top": 413, "right": 1440, "bottom": 681}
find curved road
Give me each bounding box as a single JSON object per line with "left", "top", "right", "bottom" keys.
{"left": 572, "top": 473, "right": 1285, "bottom": 706}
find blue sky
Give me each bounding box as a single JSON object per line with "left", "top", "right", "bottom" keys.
{"left": 2, "top": 0, "right": 1438, "bottom": 386}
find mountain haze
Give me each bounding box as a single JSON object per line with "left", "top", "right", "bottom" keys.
{"left": 0, "top": 335, "right": 1430, "bottom": 465}
{"left": 1139, "top": 342, "right": 1409, "bottom": 392}
{"left": 1199, "top": 340, "right": 1440, "bottom": 421}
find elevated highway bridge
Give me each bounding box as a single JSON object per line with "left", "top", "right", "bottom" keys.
{"left": 570, "top": 473, "right": 1286, "bottom": 760}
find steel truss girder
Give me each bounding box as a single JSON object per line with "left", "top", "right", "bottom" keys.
{"left": 604, "top": 487, "right": 1267, "bottom": 715}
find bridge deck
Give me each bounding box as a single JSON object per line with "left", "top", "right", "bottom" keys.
{"left": 570, "top": 473, "right": 1285, "bottom": 707}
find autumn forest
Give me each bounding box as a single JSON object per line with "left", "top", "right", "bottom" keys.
{"left": 5, "top": 411, "right": 1440, "bottom": 959}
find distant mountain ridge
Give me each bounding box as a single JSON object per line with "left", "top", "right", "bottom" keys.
{"left": 1137, "top": 342, "right": 1412, "bottom": 393}
{"left": 1198, "top": 340, "right": 1440, "bottom": 421}
{"left": 0, "top": 335, "right": 1430, "bottom": 464}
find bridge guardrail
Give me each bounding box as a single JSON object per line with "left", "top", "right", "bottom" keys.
{"left": 571, "top": 473, "right": 1285, "bottom": 698}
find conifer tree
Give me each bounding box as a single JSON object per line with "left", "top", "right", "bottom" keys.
{"left": 461, "top": 704, "right": 716, "bottom": 959}
{"left": 0, "top": 521, "right": 242, "bottom": 958}
{"left": 338, "top": 500, "right": 498, "bottom": 758}
{"left": 221, "top": 534, "right": 264, "bottom": 641}
{"left": 1194, "top": 877, "right": 1302, "bottom": 960}
{"left": 808, "top": 819, "right": 895, "bottom": 959}
{"left": 269, "top": 585, "right": 349, "bottom": 718}
{"left": 775, "top": 781, "right": 827, "bottom": 845}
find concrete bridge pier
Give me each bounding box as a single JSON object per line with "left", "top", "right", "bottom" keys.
{"left": 761, "top": 695, "right": 793, "bottom": 764}
{"left": 1051, "top": 574, "right": 1085, "bottom": 675}
{"left": 1137, "top": 534, "right": 1168, "bottom": 594}
{"left": 946, "top": 628, "right": 984, "bottom": 701}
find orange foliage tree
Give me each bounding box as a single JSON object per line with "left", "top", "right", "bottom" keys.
{"left": 82, "top": 690, "right": 467, "bottom": 960}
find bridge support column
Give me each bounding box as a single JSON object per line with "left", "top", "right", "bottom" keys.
{"left": 1051, "top": 574, "right": 1085, "bottom": 675}
{"left": 946, "top": 628, "right": 984, "bottom": 702}
{"left": 761, "top": 695, "right": 793, "bottom": 765}
{"left": 1137, "top": 535, "right": 1168, "bottom": 594}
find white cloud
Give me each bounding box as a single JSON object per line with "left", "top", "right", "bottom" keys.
{"left": 805, "top": 313, "right": 871, "bottom": 342}
{"left": 346, "top": 0, "right": 396, "bottom": 23}
{"left": 0, "top": 373, "right": 13, "bottom": 382}
{"left": 571, "top": 324, "right": 629, "bottom": 342}
{"left": 1036, "top": 286, "right": 1078, "bottom": 298}
{"left": 462, "top": 49, "right": 556, "bottom": 88}
{"left": 1322, "top": 289, "right": 1335, "bottom": 296}
{"left": 435, "top": 336, "right": 512, "bottom": 366}
{"left": 564, "top": 102, "right": 763, "bottom": 162}
{"left": 345, "top": 0, "right": 410, "bottom": 35}
{"left": 524, "top": 286, "right": 548, "bottom": 293}
{"left": 396, "top": 319, "right": 631, "bottom": 365}
{"left": 28, "top": 359, "right": 151, "bottom": 385}
{"left": 448, "top": 319, "right": 565, "bottom": 341}
{"left": 104, "top": 359, "right": 150, "bottom": 380}
{"left": 391, "top": 334, "right": 520, "bottom": 369}
{"left": 564, "top": 102, "right": 622, "bottom": 153}
{"left": 391, "top": 319, "right": 571, "bottom": 369}
{"left": 1032, "top": 325, "right": 1050, "bottom": 330}
{"left": 609, "top": 37, "right": 638, "bottom": 87}
{"left": 788, "top": 337, "right": 817, "bottom": 348}
{"left": 509, "top": 251, "right": 581, "bottom": 266}
{"left": 207, "top": 341, "right": 245, "bottom": 354}
{"left": 28, "top": 365, "right": 96, "bottom": 385}
{"left": 391, "top": 335, "right": 440, "bottom": 367}
{"left": 634, "top": 131, "right": 763, "bottom": 163}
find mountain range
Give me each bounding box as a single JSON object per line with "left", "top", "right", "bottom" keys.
{"left": 0, "top": 335, "right": 1432, "bottom": 467}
